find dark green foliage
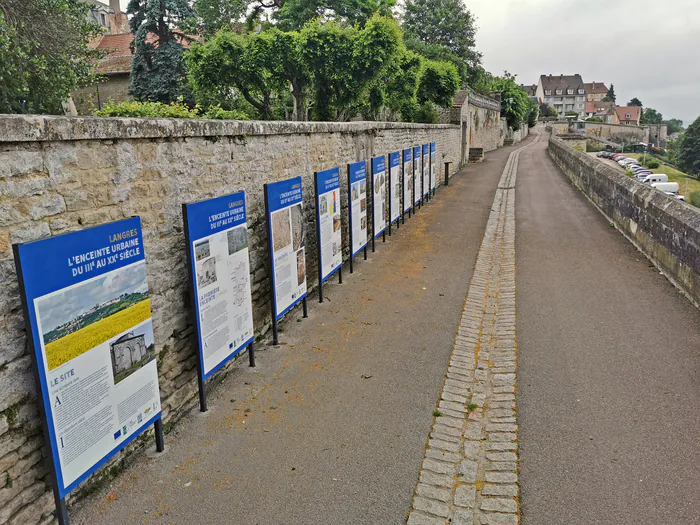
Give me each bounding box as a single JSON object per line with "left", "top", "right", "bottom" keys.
{"left": 666, "top": 118, "right": 684, "bottom": 134}
{"left": 487, "top": 73, "right": 530, "bottom": 130}
{"left": 641, "top": 107, "right": 663, "bottom": 124}
{"left": 402, "top": 0, "right": 481, "bottom": 86}
{"left": 276, "top": 0, "right": 395, "bottom": 30}
{"left": 602, "top": 84, "right": 616, "bottom": 103}
{"left": 539, "top": 103, "right": 558, "bottom": 118}
{"left": 527, "top": 98, "right": 539, "bottom": 128}
{"left": 415, "top": 102, "right": 439, "bottom": 123}
{"left": 127, "top": 0, "right": 197, "bottom": 103}
{"left": 384, "top": 50, "right": 423, "bottom": 121}
{"left": 196, "top": 0, "right": 247, "bottom": 33}
{"left": 628, "top": 97, "right": 643, "bottom": 107}
{"left": 644, "top": 158, "right": 660, "bottom": 169}
{"left": 586, "top": 116, "right": 603, "bottom": 122}
{"left": 417, "top": 60, "right": 460, "bottom": 108}
{"left": 0, "top": 0, "right": 102, "bottom": 114}
{"left": 678, "top": 115, "right": 700, "bottom": 176}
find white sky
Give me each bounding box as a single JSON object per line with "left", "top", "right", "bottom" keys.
{"left": 467, "top": 0, "right": 700, "bottom": 126}
{"left": 119, "top": 0, "right": 700, "bottom": 125}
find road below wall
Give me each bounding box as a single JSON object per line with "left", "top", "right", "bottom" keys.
{"left": 72, "top": 141, "right": 531, "bottom": 525}
{"left": 516, "top": 132, "right": 700, "bottom": 524}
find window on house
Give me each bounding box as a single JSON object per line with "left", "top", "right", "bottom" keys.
{"left": 556, "top": 89, "right": 562, "bottom": 95}
{"left": 545, "top": 90, "right": 551, "bottom": 96}
{"left": 578, "top": 104, "right": 583, "bottom": 109}
{"left": 100, "top": 13, "right": 106, "bottom": 25}
{"left": 544, "top": 98, "right": 551, "bottom": 103}
{"left": 567, "top": 88, "right": 573, "bottom": 95}
{"left": 626, "top": 113, "right": 631, "bottom": 118}
{"left": 578, "top": 89, "right": 584, "bottom": 94}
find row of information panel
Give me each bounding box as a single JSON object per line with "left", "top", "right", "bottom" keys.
{"left": 10, "top": 141, "right": 440, "bottom": 524}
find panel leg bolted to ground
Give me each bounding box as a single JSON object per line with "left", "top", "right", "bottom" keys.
{"left": 407, "top": 134, "right": 540, "bottom": 525}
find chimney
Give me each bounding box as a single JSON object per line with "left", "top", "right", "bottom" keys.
{"left": 109, "top": 0, "right": 120, "bottom": 13}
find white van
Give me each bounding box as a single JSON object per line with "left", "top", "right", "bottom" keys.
{"left": 651, "top": 182, "right": 679, "bottom": 194}
{"left": 642, "top": 174, "right": 668, "bottom": 184}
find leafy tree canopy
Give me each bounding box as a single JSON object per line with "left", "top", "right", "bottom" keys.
{"left": 678, "top": 115, "right": 700, "bottom": 176}
{"left": 402, "top": 0, "right": 481, "bottom": 86}
{"left": 628, "top": 97, "right": 643, "bottom": 107}
{"left": 486, "top": 72, "right": 531, "bottom": 130}
{"left": 195, "top": 0, "right": 248, "bottom": 33}
{"left": 666, "top": 118, "right": 684, "bottom": 134}
{"left": 127, "top": 0, "right": 198, "bottom": 103}
{"left": 602, "top": 83, "right": 616, "bottom": 103}
{"left": 539, "top": 103, "right": 557, "bottom": 118}
{"left": 641, "top": 107, "right": 663, "bottom": 124}
{"left": 0, "top": 0, "right": 102, "bottom": 114}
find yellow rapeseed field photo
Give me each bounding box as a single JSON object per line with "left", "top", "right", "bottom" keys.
{"left": 45, "top": 299, "right": 152, "bottom": 371}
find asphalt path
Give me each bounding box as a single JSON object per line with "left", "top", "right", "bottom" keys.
{"left": 516, "top": 131, "right": 700, "bottom": 524}
{"left": 72, "top": 139, "right": 532, "bottom": 525}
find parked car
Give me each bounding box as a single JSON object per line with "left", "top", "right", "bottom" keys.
{"left": 634, "top": 172, "right": 654, "bottom": 181}
{"left": 642, "top": 174, "right": 668, "bottom": 184}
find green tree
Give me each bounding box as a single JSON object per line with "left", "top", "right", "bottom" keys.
{"left": 384, "top": 50, "right": 423, "bottom": 121}
{"left": 641, "top": 107, "right": 663, "bottom": 124}
{"left": 527, "top": 98, "right": 539, "bottom": 128}
{"left": 488, "top": 73, "right": 530, "bottom": 130}
{"left": 539, "top": 103, "right": 557, "bottom": 118}
{"left": 299, "top": 15, "right": 402, "bottom": 120}
{"left": 602, "top": 83, "right": 616, "bottom": 103}
{"left": 249, "top": 0, "right": 395, "bottom": 30}
{"left": 678, "top": 116, "right": 700, "bottom": 176}
{"left": 0, "top": 0, "right": 102, "bottom": 114}
{"left": 416, "top": 60, "right": 460, "bottom": 108}
{"left": 628, "top": 97, "right": 643, "bottom": 107}
{"left": 665, "top": 118, "right": 684, "bottom": 134}
{"left": 196, "top": 0, "right": 247, "bottom": 33}
{"left": 402, "top": 0, "right": 481, "bottom": 86}
{"left": 128, "top": 0, "right": 197, "bottom": 103}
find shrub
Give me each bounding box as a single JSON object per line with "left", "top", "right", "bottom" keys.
{"left": 94, "top": 101, "right": 250, "bottom": 120}
{"left": 415, "top": 102, "right": 439, "bottom": 123}
{"left": 644, "top": 158, "right": 660, "bottom": 169}
{"left": 690, "top": 191, "right": 700, "bottom": 208}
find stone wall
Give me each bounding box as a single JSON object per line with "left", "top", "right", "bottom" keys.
{"left": 71, "top": 75, "right": 132, "bottom": 116}
{"left": 0, "top": 115, "right": 463, "bottom": 524}
{"left": 549, "top": 135, "right": 700, "bottom": 306}
{"left": 465, "top": 90, "right": 504, "bottom": 153}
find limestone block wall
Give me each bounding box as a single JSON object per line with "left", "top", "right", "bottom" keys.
{"left": 549, "top": 135, "right": 700, "bottom": 306}
{"left": 0, "top": 115, "right": 461, "bottom": 524}
{"left": 466, "top": 94, "right": 503, "bottom": 153}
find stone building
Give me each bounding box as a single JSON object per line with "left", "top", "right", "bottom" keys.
{"left": 84, "top": 0, "right": 129, "bottom": 35}
{"left": 583, "top": 81, "right": 609, "bottom": 102}
{"left": 110, "top": 331, "right": 147, "bottom": 376}
{"left": 536, "top": 74, "right": 587, "bottom": 120}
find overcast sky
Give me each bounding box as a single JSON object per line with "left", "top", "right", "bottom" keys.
{"left": 467, "top": 0, "right": 700, "bottom": 126}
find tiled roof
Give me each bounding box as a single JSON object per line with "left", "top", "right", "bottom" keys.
{"left": 90, "top": 32, "right": 197, "bottom": 74}
{"left": 539, "top": 74, "right": 585, "bottom": 94}
{"left": 584, "top": 82, "right": 608, "bottom": 94}
{"left": 452, "top": 90, "right": 468, "bottom": 108}
{"left": 615, "top": 106, "right": 641, "bottom": 122}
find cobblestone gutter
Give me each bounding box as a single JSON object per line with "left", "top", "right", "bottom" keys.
{"left": 407, "top": 133, "right": 540, "bottom": 525}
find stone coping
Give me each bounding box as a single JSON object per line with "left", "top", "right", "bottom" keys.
{"left": 0, "top": 115, "right": 458, "bottom": 143}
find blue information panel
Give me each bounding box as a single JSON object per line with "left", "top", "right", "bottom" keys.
{"left": 403, "top": 148, "right": 413, "bottom": 214}
{"left": 265, "top": 177, "right": 308, "bottom": 319}
{"left": 183, "top": 192, "right": 254, "bottom": 381}
{"left": 348, "top": 161, "right": 368, "bottom": 256}
{"left": 422, "top": 144, "right": 430, "bottom": 198}
{"left": 371, "top": 155, "right": 387, "bottom": 238}
{"left": 413, "top": 146, "right": 421, "bottom": 206}
{"left": 13, "top": 217, "right": 162, "bottom": 498}
{"left": 389, "top": 151, "right": 401, "bottom": 224}
{"left": 430, "top": 142, "right": 437, "bottom": 191}
{"left": 315, "top": 168, "right": 342, "bottom": 282}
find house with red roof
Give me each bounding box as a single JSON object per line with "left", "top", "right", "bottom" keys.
{"left": 615, "top": 106, "right": 642, "bottom": 126}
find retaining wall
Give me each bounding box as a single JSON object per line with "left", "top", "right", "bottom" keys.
{"left": 549, "top": 135, "right": 700, "bottom": 306}
{"left": 0, "top": 115, "right": 462, "bottom": 524}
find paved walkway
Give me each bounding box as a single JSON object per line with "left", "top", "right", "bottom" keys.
{"left": 516, "top": 131, "right": 700, "bottom": 524}
{"left": 73, "top": 139, "right": 530, "bottom": 525}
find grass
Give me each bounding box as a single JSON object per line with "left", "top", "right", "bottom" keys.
{"left": 45, "top": 300, "right": 151, "bottom": 370}
{"left": 432, "top": 409, "right": 442, "bottom": 417}
{"left": 624, "top": 153, "right": 700, "bottom": 202}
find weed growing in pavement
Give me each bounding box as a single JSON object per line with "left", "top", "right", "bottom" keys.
{"left": 467, "top": 404, "right": 478, "bottom": 411}
{"left": 432, "top": 409, "right": 442, "bottom": 417}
